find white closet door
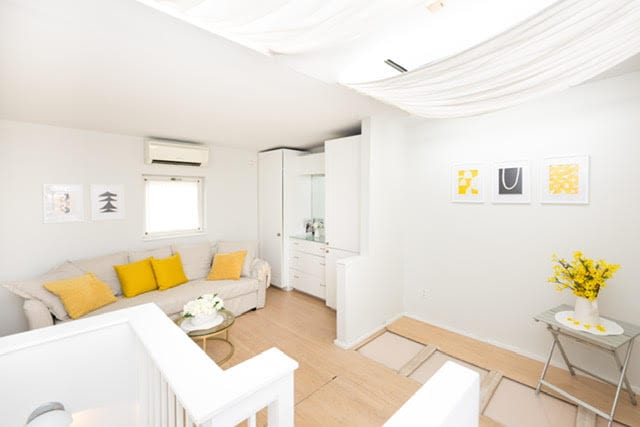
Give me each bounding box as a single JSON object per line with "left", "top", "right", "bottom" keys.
{"left": 325, "top": 135, "right": 360, "bottom": 253}
{"left": 258, "top": 150, "right": 283, "bottom": 287}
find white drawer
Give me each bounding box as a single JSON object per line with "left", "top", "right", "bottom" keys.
{"left": 290, "top": 251, "right": 325, "bottom": 279}
{"left": 289, "top": 269, "right": 325, "bottom": 300}
{"left": 289, "top": 238, "right": 326, "bottom": 257}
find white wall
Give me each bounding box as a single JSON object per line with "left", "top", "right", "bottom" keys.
{"left": 403, "top": 72, "right": 640, "bottom": 387}
{"left": 0, "top": 120, "right": 258, "bottom": 336}
{"left": 337, "top": 114, "right": 407, "bottom": 346}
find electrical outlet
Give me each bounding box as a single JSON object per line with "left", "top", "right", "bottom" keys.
{"left": 421, "top": 288, "right": 429, "bottom": 299}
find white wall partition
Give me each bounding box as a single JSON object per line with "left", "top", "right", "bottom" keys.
{"left": 0, "top": 120, "right": 258, "bottom": 336}
{"left": 403, "top": 72, "right": 640, "bottom": 389}
{"left": 336, "top": 113, "right": 406, "bottom": 347}
{"left": 0, "top": 304, "right": 298, "bottom": 426}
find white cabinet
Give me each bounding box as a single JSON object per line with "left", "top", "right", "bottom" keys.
{"left": 325, "top": 247, "right": 358, "bottom": 310}
{"left": 325, "top": 135, "right": 360, "bottom": 253}
{"left": 258, "top": 149, "right": 309, "bottom": 288}
{"left": 289, "top": 238, "right": 326, "bottom": 300}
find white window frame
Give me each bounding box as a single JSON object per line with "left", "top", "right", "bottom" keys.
{"left": 143, "top": 175, "right": 205, "bottom": 239}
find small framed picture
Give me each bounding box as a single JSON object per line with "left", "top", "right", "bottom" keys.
{"left": 91, "top": 185, "right": 125, "bottom": 221}
{"left": 43, "top": 184, "right": 84, "bottom": 223}
{"left": 451, "top": 163, "right": 485, "bottom": 203}
{"left": 492, "top": 160, "right": 531, "bottom": 204}
{"left": 541, "top": 155, "right": 589, "bottom": 204}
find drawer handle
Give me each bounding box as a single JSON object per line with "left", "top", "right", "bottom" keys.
{"left": 294, "top": 275, "right": 300, "bottom": 279}
{"left": 293, "top": 256, "right": 300, "bottom": 259}
{"left": 319, "top": 262, "right": 325, "bottom": 266}
{"left": 320, "top": 283, "right": 326, "bottom": 287}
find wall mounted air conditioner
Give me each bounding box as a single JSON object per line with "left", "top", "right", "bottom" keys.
{"left": 144, "top": 139, "right": 209, "bottom": 167}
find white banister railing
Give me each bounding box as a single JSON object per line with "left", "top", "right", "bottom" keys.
{"left": 385, "top": 361, "right": 480, "bottom": 427}
{"left": 0, "top": 304, "right": 298, "bottom": 427}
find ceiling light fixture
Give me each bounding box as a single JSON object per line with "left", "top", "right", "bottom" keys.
{"left": 384, "top": 59, "right": 408, "bottom": 73}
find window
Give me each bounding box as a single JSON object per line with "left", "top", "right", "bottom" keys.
{"left": 144, "top": 175, "right": 204, "bottom": 238}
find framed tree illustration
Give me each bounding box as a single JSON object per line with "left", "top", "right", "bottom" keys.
{"left": 91, "top": 185, "right": 125, "bottom": 220}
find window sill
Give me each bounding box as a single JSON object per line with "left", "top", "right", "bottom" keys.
{"left": 142, "top": 231, "right": 207, "bottom": 241}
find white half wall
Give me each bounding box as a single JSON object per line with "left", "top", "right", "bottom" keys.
{"left": 337, "top": 114, "right": 406, "bottom": 347}
{"left": 0, "top": 120, "right": 258, "bottom": 336}
{"left": 403, "top": 72, "right": 640, "bottom": 387}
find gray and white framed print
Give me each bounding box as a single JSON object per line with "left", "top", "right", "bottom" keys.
{"left": 492, "top": 160, "right": 531, "bottom": 204}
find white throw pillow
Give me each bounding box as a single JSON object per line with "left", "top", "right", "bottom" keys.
{"left": 171, "top": 241, "right": 212, "bottom": 280}
{"left": 216, "top": 240, "right": 258, "bottom": 277}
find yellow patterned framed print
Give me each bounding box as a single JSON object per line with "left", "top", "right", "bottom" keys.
{"left": 451, "top": 163, "right": 485, "bottom": 203}
{"left": 541, "top": 155, "right": 589, "bottom": 204}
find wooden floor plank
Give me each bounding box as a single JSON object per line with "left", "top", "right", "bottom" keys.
{"left": 575, "top": 406, "right": 597, "bottom": 427}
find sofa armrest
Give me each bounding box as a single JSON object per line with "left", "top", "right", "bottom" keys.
{"left": 24, "top": 299, "right": 54, "bottom": 330}
{"left": 250, "top": 258, "right": 271, "bottom": 309}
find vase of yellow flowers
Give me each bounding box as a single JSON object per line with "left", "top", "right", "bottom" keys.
{"left": 548, "top": 251, "right": 620, "bottom": 326}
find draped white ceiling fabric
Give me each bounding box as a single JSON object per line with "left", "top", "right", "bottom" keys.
{"left": 345, "top": 0, "right": 640, "bottom": 118}
{"left": 141, "top": 0, "right": 425, "bottom": 54}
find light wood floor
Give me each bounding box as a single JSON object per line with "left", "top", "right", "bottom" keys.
{"left": 203, "top": 288, "right": 638, "bottom": 426}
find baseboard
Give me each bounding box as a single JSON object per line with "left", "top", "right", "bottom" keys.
{"left": 334, "top": 311, "right": 407, "bottom": 350}
{"left": 402, "top": 312, "right": 640, "bottom": 394}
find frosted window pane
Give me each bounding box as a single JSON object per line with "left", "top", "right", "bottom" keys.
{"left": 145, "top": 179, "right": 202, "bottom": 235}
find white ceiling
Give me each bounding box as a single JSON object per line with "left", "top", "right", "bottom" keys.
{"left": 1, "top": 0, "right": 638, "bottom": 151}
{"left": 0, "top": 0, "right": 396, "bottom": 150}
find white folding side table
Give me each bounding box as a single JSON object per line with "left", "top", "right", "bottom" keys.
{"left": 534, "top": 305, "right": 640, "bottom": 427}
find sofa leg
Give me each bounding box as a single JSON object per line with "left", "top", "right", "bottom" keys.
{"left": 251, "top": 307, "right": 257, "bottom": 311}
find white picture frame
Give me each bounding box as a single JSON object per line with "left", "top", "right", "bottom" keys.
{"left": 91, "top": 184, "right": 125, "bottom": 221}
{"left": 43, "top": 184, "right": 84, "bottom": 223}
{"left": 541, "top": 155, "right": 589, "bottom": 204}
{"left": 451, "top": 163, "right": 485, "bottom": 203}
{"left": 492, "top": 160, "right": 531, "bottom": 204}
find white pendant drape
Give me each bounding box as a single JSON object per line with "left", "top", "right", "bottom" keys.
{"left": 344, "top": 0, "right": 640, "bottom": 118}
{"left": 139, "top": 0, "right": 424, "bottom": 55}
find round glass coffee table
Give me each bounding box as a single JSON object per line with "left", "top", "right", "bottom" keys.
{"left": 175, "top": 309, "right": 235, "bottom": 364}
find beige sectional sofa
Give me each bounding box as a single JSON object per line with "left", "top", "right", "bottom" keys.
{"left": 3, "top": 240, "right": 271, "bottom": 330}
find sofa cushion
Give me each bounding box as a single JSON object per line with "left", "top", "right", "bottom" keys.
{"left": 129, "top": 246, "right": 172, "bottom": 263}
{"left": 216, "top": 240, "right": 258, "bottom": 277}
{"left": 71, "top": 252, "right": 128, "bottom": 295}
{"left": 114, "top": 258, "right": 158, "bottom": 297}
{"left": 86, "top": 277, "right": 259, "bottom": 318}
{"left": 44, "top": 273, "right": 117, "bottom": 319}
{"left": 151, "top": 254, "right": 188, "bottom": 290}
{"left": 207, "top": 251, "right": 246, "bottom": 281}
{"left": 172, "top": 241, "right": 212, "bottom": 280}
{"left": 2, "top": 261, "right": 85, "bottom": 320}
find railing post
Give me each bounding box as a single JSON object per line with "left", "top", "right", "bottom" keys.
{"left": 267, "top": 374, "right": 295, "bottom": 427}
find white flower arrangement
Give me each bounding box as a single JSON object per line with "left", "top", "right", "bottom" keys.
{"left": 182, "top": 293, "right": 224, "bottom": 318}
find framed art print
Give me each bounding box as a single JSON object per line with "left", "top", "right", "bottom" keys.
{"left": 451, "top": 163, "right": 484, "bottom": 203}
{"left": 43, "top": 184, "right": 84, "bottom": 223}
{"left": 91, "top": 184, "right": 125, "bottom": 220}
{"left": 541, "top": 155, "right": 589, "bottom": 204}
{"left": 492, "top": 160, "right": 531, "bottom": 204}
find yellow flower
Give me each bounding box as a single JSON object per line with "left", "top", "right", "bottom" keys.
{"left": 596, "top": 325, "right": 606, "bottom": 332}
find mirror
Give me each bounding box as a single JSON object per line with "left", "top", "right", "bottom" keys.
{"left": 310, "top": 175, "right": 325, "bottom": 219}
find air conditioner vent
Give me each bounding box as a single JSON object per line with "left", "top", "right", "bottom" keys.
{"left": 144, "top": 139, "right": 209, "bottom": 167}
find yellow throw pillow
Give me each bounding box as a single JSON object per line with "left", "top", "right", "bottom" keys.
{"left": 44, "top": 273, "right": 117, "bottom": 319}
{"left": 151, "top": 253, "right": 188, "bottom": 290}
{"left": 207, "top": 250, "right": 247, "bottom": 281}
{"left": 114, "top": 257, "right": 158, "bottom": 297}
